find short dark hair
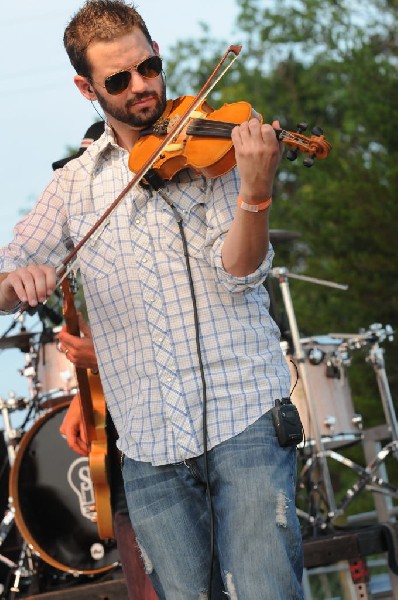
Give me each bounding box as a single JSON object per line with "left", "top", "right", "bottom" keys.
{"left": 64, "top": 0, "right": 153, "bottom": 78}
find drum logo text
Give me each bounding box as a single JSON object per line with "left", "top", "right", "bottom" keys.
{"left": 67, "top": 457, "right": 95, "bottom": 520}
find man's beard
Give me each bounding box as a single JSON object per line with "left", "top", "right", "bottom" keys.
{"left": 94, "top": 80, "right": 167, "bottom": 129}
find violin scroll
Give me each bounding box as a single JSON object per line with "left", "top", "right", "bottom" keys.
{"left": 277, "top": 122, "right": 332, "bottom": 168}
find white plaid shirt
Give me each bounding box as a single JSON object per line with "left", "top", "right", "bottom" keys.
{"left": 0, "top": 126, "right": 290, "bottom": 465}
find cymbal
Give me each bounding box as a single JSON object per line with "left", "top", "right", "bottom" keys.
{"left": 0, "top": 331, "right": 36, "bottom": 350}
{"left": 269, "top": 229, "right": 301, "bottom": 245}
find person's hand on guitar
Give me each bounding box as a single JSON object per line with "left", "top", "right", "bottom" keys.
{"left": 59, "top": 393, "right": 90, "bottom": 456}
{"left": 58, "top": 314, "right": 98, "bottom": 455}
{"left": 57, "top": 312, "right": 98, "bottom": 370}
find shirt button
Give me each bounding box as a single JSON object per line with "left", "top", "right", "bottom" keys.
{"left": 157, "top": 337, "right": 163, "bottom": 343}
{"left": 135, "top": 218, "right": 140, "bottom": 224}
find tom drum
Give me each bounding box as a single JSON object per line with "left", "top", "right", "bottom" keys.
{"left": 36, "top": 340, "right": 78, "bottom": 408}
{"left": 283, "top": 336, "right": 363, "bottom": 449}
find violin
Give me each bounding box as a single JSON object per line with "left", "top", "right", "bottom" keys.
{"left": 128, "top": 95, "right": 332, "bottom": 181}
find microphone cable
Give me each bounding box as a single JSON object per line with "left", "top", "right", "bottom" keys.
{"left": 156, "top": 186, "right": 215, "bottom": 598}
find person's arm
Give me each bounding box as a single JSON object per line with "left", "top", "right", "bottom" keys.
{"left": 221, "top": 119, "right": 282, "bottom": 277}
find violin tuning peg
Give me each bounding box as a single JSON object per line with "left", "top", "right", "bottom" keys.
{"left": 296, "top": 122, "right": 308, "bottom": 133}
{"left": 303, "top": 154, "right": 315, "bottom": 168}
{"left": 286, "top": 149, "right": 298, "bottom": 162}
{"left": 311, "top": 126, "right": 324, "bottom": 136}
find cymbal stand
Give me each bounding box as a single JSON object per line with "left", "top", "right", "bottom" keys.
{"left": 270, "top": 267, "right": 349, "bottom": 524}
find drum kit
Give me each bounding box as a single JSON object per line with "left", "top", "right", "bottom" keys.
{"left": 0, "top": 318, "right": 119, "bottom": 598}
{"left": 0, "top": 233, "right": 397, "bottom": 597}
{"left": 269, "top": 265, "right": 398, "bottom": 529}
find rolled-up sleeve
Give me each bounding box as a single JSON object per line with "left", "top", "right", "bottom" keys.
{"left": 212, "top": 238, "right": 274, "bottom": 293}
{"left": 204, "top": 167, "right": 274, "bottom": 293}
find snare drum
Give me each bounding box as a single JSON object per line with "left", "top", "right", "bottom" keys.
{"left": 9, "top": 403, "right": 119, "bottom": 574}
{"left": 283, "top": 336, "right": 363, "bottom": 449}
{"left": 36, "top": 341, "right": 78, "bottom": 408}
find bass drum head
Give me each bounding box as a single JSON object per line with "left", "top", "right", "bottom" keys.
{"left": 9, "top": 402, "right": 119, "bottom": 575}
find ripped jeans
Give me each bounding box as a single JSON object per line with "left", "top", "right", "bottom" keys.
{"left": 122, "top": 411, "right": 304, "bottom": 599}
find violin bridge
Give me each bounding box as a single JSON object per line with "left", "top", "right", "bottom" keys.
{"left": 163, "top": 143, "right": 185, "bottom": 153}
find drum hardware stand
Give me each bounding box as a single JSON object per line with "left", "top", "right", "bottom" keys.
{"left": 8, "top": 543, "right": 36, "bottom": 598}
{"left": 271, "top": 267, "right": 349, "bottom": 524}
{"left": 364, "top": 325, "right": 397, "bottom": 454}
{"left": 0, "top": 395, "right": 30, "bottom": 464}
{"left": 0, "top": 396, "right": 37, "bottom": 597}
{"left": 330, "top": 324, "right": 398, "bottom": 522}
{"left": 331, "top": 324, "right": 397, "bottom": 451}
{"left": 299, "top": 442, "right": 398, "bottom": 518}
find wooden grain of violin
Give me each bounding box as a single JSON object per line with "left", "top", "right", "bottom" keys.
{"left": 129, "top": 95, "right": 332, "bottom": 180}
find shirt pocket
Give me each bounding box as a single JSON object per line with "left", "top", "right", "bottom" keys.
{"left": 69, "top": 213, "right": 116, "bottom": 279}
{"left": 160, "top": 196, "right": 207, "bottom": 258}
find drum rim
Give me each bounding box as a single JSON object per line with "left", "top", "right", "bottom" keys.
{"left": 9, "top": 401, "right": 115, "bottom": 575}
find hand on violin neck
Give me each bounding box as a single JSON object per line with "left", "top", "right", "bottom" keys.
{"left": 232, "top": 119, "right": 282, "bottom": 203}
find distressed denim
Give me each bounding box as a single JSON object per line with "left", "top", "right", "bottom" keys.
{"left": 122, "top": 411, "right": 304, "bottom": 599}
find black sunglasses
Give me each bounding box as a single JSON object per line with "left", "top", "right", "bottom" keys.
{"left": 103, "top": 55, "right": 163, "bottom": 95}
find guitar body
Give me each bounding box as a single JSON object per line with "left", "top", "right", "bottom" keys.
{"left": 61, "top": 278, "right": 114, "bottom": 539}
{"left": 87, "top": 371, "right": 114, "bottom": 539}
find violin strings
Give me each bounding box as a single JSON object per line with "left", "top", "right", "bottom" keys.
{"left": 188, "top": 121, "right": 312, "bottom": 152}
{"left": 187, "top": 119, "right": 235, "bottom": 139}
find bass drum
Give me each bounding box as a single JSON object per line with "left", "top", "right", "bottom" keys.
{"left": 9, "top": 402, "right": 119, "bottom": 575}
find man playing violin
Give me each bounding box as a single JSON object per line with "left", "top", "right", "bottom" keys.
{"left": 0, "top": 1, "right": 303, "bottom": 598}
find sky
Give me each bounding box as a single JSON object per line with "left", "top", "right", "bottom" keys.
{"left": 0, "top": 0, "right": 240, "bottom": 427}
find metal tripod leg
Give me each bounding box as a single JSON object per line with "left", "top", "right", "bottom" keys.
{"left": 9, "top": 541, "right": 35, "bottom": 595}
{"left": 0, "top": 509, "right": 16, "bottom": 559}
{"left": 365, "top": 328, "right": 398, "bottom": 449}
{"left": 299, "top": 443, "right": 398, "bottom": 515}
{"left": 272, "top": 267, "right": 340, "bottom": 520}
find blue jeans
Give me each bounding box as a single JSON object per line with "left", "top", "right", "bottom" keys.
{"left": 122, "top": 411, "right": 304, "bottom": 599}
